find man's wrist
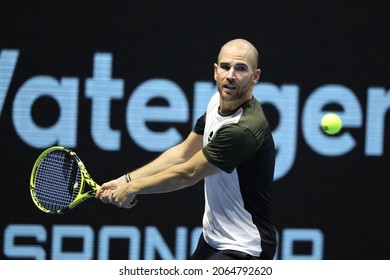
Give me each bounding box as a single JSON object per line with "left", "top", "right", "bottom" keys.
{"left": 125, "top": 173, "right": 132, "bottom": 183}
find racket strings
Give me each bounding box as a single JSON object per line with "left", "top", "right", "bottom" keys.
{"left": 33, "top": 150, "right": 82, "bottom": 212}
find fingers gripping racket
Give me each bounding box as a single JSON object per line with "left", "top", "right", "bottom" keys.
{"left": 30, "top": 146, "right": 99, "bottom": 214}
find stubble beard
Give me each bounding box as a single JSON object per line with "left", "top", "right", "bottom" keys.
{"left": 217, "top": 83, "right": 250, "bottom": 102}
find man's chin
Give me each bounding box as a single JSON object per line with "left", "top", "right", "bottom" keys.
{"left": 219, "top": 91, "right": 237, "bottom": 101}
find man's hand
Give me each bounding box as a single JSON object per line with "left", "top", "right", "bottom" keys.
{"left": 96, "top": 177, "right": 137, "bottom": 209}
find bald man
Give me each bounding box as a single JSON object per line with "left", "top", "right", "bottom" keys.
{"left": 97, "top": 39, "right": 277, "bottom": 260}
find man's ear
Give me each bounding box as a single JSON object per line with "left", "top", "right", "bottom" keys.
{"left": 214, "top": 63, "right": 218, "bottom": 81}
{"left": 254, "top": 68, "right": 261, "bottom": 83}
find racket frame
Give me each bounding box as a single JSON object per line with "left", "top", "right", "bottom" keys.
{"left": 30, "top": 146, "right": 100, "bottom": 214}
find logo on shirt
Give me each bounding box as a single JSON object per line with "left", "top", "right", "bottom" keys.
{"left": 207, "top": 131, "right": 214, "bottom": 142}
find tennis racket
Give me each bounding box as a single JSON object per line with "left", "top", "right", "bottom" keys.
{"left": 30, "top": 146, "right": 100, "bottom": 214}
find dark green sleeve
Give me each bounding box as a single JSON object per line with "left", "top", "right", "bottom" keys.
{"left": 203, "top": 124, "right": 264, "bottom": 173}
{"left": 193, "top": 112, "right": 206, "bottom": 135}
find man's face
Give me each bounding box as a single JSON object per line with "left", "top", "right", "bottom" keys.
{"left": 214, "top": 45, "right": 260, "bottom": 102}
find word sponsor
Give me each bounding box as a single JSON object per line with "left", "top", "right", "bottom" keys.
{"left": 3, "top": 224, "right": 324, "bottom": 260}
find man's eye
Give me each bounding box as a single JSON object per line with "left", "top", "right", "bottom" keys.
{"left": 236, "top": 66, "right": 247, "bottom": 72}
{"left": 220, "top": 64, "right": 230, "bottom": 70}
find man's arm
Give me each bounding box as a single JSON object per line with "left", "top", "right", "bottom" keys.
{"left": 108, "top": 148, "right": 221, "bottom": 207}
{"left": 96, "top": 134, "right": 222, "bottom": 208}
{"left": 96, "top": 131, "right": 219, "bottom": 207}
{"left": 129, "top": 148, "right": 220, "bottom": 194}
{"left": 130, "top": 131, "right": 203, "bottom": 180}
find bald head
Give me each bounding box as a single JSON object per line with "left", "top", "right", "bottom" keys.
{"left": 217, "top": 39, "right": 259, "bottom": 70}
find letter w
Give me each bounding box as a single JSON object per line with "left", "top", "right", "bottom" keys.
{"left": 0, "top": 49, "right": 19, "bottom": 118}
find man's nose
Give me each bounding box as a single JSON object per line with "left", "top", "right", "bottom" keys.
{"left": 226, "top": 68, "right": 236, "bottom": 80}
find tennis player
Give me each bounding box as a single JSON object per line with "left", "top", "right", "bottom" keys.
{"left": 96, "top": 38, "right": 277, "bottom": 260}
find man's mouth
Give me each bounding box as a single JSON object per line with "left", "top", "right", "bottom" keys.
{"left": 223, "top": 84, "right": 236, "bottom": 90}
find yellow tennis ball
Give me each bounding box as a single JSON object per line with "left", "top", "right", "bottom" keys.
{"left": 321, "top": 113, "right": 342, "bottom": 135}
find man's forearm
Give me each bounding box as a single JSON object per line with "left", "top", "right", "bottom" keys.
{"left": 129, "top": 132, "right": 203, "bottom": 180}
{"left": 130, "top": 144, "right": 187, "bottom": 180}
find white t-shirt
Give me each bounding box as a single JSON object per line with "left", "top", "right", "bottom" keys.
{"left": 193, "top": 92, "right": 277, "bottom": 258}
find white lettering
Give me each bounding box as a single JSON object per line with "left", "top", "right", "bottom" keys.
{"left": 52, "top": 225, "right": 94, "bottom": 259}
{"left": 85, "top": 53, "right": 124, "bottom": 150}
{"left": 365, "top": 87, "right": 390, "bottom": 155}
{"left": 98, "top": 225, "right": 141, "bottom": 260}
{"left": 302, "top": 84, "right": 362, "bottom": 156}
{"left": 3, "top": 224, "right": 324, "bottom": 260}
{"left": 3, "top": 224, "right": 46, "bottom": 259}
{"left": 126, "top": 79, "right": 189, "bottom": 151}
{"left": 12, "top": 76, "right": 78, "bottom": 148}
{"left": 0, "top": 49, "right": 19, "bottom": 118}
{"left": 281, "top": 228, "right": 324, "bottom": 260}
{"left": 1, "top": 50, "right": 388, "bottom": 181}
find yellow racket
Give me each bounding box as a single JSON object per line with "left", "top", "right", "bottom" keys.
{"left": 30, "top": 146, "right": 99, "bottom": 214}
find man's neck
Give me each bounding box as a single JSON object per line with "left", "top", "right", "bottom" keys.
{"left": 219, "top": 94, "right": 252, "bottom": 115}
